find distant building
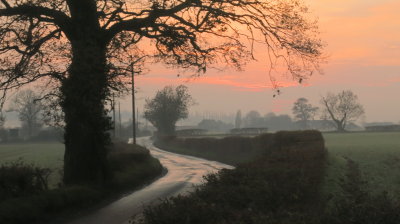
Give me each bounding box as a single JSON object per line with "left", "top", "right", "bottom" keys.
{"left": 295, "top": 120, "right": 363, "bottom": 132}
{"left": 175, "top": 129, "right": 208, "bottom": 136}
{"left": 365, "top": 125, "right": 400, "bottom": 132}
{"left": 8, "top": 128, "right": 20, "bottom": 141}
{"left": 230, "top": 128, "right": 269, "bottom": 135}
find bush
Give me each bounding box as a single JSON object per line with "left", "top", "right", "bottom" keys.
{"left": 0, "top": 142, "right": 163, "bottom": 224}
{"left": 138, "top": 131, "right": 327, "bottom": 224}
{"left": 0, "top": 160, "right": 51, "bottom": 201}
{"left": 107, "top": 142, "right": 163, "bottom": 191}
{"left": 0, "top": 185, "right": 101, "bottom": 224}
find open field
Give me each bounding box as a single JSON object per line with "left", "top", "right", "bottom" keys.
{"left": 0, "top": 142, "right": 64, "bottom": 187}
{"left": 322, "top": 132, "right": 400, "bottom": 197}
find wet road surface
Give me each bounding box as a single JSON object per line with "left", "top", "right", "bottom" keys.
{"left": 66, "top": 137, "right": 233, "bottom": 224}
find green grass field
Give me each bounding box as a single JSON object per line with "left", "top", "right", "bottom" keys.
{"left": 0, "top": 142, "right": 64, "bottom": 187}
{"left": 322, "top": 132, "right": 400, "bottom": 197}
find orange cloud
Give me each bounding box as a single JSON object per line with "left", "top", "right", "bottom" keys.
{"left": 136, "top": 74, "right": 300, "bottom": 92}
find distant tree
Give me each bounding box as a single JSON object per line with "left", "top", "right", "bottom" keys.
{"left": 320, "top": 90, "right": 365, "bottom": 132}
{"left": 9, "top": 90, "right": 44, "bottom": 139}
{"left": 264, "top": 113, "right": 294, "bottom": 131}
{"left": 0, "top": 112, "right": 4, "bottom": 128}
{"left": 198, "top": 119, "right": 233, "bottom": 132}
{"left": 144, "top": 85, "right": 194, "bottom": 136}
{"left": 264, "top": 112, "right": 277, "bottom": 120}
{"left": 292, "top": 97, "right": 319, "bottom": 129}
{"left": 243, "top": 111, "right": 264, "bottom": 128}
{"left": 235, "top": 110, "right": 242, "bottom": 129}
{"left": 0, "top": 112, "right": 6, "bottom": 142}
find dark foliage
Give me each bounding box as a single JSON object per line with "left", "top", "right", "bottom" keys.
{"left": 0, "top": 160, "right": 51, "bottom": 201}
{"left": 156, "top": 130, "right": 325, "bottom": 166}
{"left": 0, "top": 143, "right": 163, "bottom": 224}
{"left": 156, "top": 134, "right": 273, "bottom": 165}
{"left": 144, "top": 85, "right": 194, "bottom": 136}
{"left": 140, "top": 131, "right": 327, "bottom": 224}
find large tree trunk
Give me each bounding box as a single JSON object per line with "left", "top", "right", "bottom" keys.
{"left": 334, "top": 120, "right": 346, "bottom": 132}
{"left": 60, "top": 1, "right": 112, "bottom": 186}
{"left": 61, "top": 35, "right": 111, "bottom": 185}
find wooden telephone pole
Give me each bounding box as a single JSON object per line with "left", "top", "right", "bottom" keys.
{"left": 131, "top": 64, "right": 136, "bottom": 145}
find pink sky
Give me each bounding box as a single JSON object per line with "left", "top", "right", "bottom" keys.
{"left": 120, "top": 0, "right": 400, "bottom": 124}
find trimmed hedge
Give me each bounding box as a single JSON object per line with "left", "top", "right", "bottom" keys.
{"left": 155, "top": 130, "right": 325, "bottom": 166}
{"left": 155, "top": 134, "right": 274, "bottom": 165}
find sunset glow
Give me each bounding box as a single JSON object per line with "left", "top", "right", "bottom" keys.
{"left": 119, "top": 0, "right": 400, "bottom": 123}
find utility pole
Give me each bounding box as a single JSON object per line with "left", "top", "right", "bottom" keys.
{"left": 118, "top": 102, "right": 122, "bottom": 138}
{"left": 131, "top": 64, "right": 136, "bottom": 145}
{"left": 112, "top": 93, "right": 116, "bottom": 138}
{"left": 137, "top": 107, "right": 139, "bottom": 134}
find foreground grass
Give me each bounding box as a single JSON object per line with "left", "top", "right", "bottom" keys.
{"left": 323, "top": 132, "right": 400, "bottom": 197}
{"left": 0, "top": 142, "right": 64, "bottom": 188}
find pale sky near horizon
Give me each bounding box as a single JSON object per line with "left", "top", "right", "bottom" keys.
{"left": 118, "top": 0, "right": 400, "bottom": 124}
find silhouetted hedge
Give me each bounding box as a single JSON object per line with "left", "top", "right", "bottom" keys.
{"left": 138, "top": 131, "right": 327, "bottom": 224}
{"left": 0, "top": 142, "right": 163, "bottom": 224}
{"left": 155, "top": 134, "right": 271, "bottom": 165}
{"left": 155, "top": 130, "right": 325, "bottom": 166}
{"left": 0, "top": 161, "right": 51, "bottom": 201}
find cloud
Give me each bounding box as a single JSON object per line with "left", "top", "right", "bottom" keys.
{"left": 136, "top": 74, "right": 301, "bottom": 92}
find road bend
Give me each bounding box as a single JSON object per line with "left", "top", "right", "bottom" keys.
{"left": 66, "top": 137, "right": 233, "bottom": 224}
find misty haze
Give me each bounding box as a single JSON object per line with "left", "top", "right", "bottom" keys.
{"left": 0, "top": 1, "right": 399, "bottom": 224}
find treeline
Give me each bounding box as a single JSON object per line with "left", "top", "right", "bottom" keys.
{"left": 193, "top": 90, "right": 366, "bottom": 133}
{"left": 195, "top": 111, "right": 309, "bottom": 133}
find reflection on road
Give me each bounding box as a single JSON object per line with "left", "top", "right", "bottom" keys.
{"left": 66, "top": 137, "right": 233, "bottom": 224}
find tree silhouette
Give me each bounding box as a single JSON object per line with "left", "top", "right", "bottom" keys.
{"left": 9, "top": 89, "right": 44, "bottom": 139}
{"left": 235, "top": 110, "right": 242, "bottom": 129}
{"left": 0, "top": 0, "right": 323, "bottom": 185}
{"left": 320, "top": 90, "right": 364, "bottom": 132}
{"left": 144, "top": 85, "right": 193, "bottom": 136}
{"left": 292, "top": 97, "right": 318, "bottom": 129}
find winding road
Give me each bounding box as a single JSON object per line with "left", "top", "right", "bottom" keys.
{"left": 66, "top": 137, "right": 233, "bottom": 224}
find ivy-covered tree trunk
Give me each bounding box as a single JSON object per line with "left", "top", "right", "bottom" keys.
{"left": 62, "top": 37, "right": 110, "bottom": 185}
{"left": 60, "top": 0, "right": 112, "bottom": 186}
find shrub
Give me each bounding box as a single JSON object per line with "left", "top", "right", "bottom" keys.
{"left": 139, "top": 131, "right": 327, "bottom": 224}
{"left": 0, "top": 142, "right": 163, "bottom": 224}
{"left": 0, "top": 160, "right": 51, "bottom": 201}
{"left": 107, "top": 142, "right": 163, "bottom": 191}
